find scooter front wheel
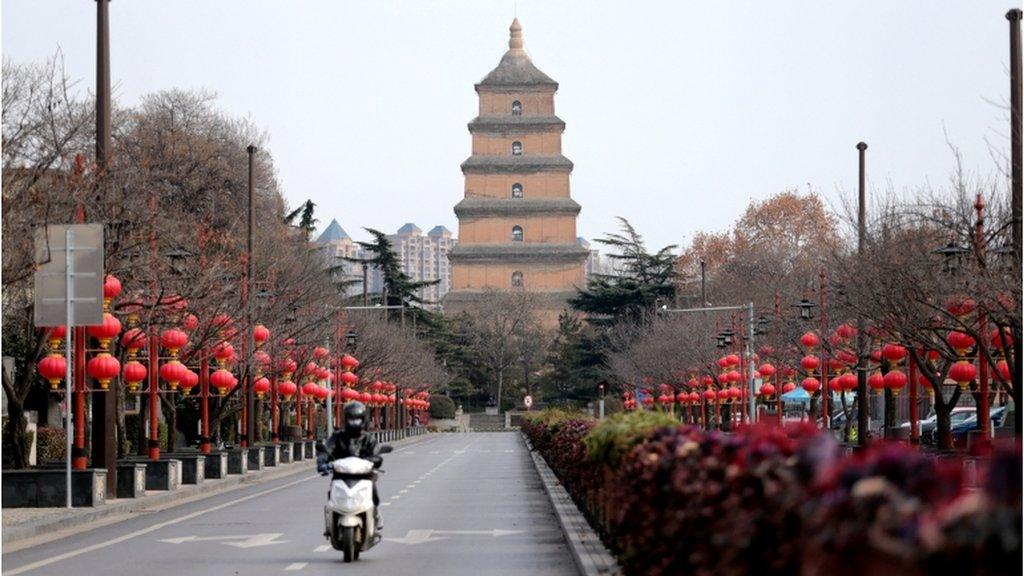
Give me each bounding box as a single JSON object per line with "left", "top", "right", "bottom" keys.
{"left": 342, "top": 526, "right": 358, "bottom": 563}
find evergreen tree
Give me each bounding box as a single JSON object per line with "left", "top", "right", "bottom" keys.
{"left": 570, "top": 217, "right": 678, "bottom": 324}
{"left": 539, "top": 312, "right": 608, "bottom": 405}
{"left": 348, "top": 228, "right": 439, "bottom": 307}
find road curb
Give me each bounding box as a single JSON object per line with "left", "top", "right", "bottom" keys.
{"left": 2, "top": 433, "right": 438, "bottom": 546}
{"left": 521, "top": 434, "right": 622, "bottom": 576}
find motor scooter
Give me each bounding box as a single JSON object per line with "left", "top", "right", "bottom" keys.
{"left": 321, "top": 444, "right": 393, "bottom": 562}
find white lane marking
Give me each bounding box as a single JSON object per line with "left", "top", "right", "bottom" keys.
{"left": 390, "top": 495, "right": 401, "bottom": 500}
{"left": 314, "top": 544, "right": 331, "bottom": 552}
{"left": 285, "top": 562, "right": 307, "bottom": 571}
{"left": 159, "top": 533, "right": 287, "bottom": 548}
{"left": 399, "top": 490, "right": 408, "bottom": 494}
{"left": 381, "top": 502, "right": 391, "bottom": 507}
{"left": 1, "top": 474, "right": 319, "bottom": 576}
{"left": 405, "top": 451, "right": 416, "bottom": 454}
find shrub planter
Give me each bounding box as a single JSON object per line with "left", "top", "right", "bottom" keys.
{"left": 2, "top": 469, "right": 107, "bottom": 508}
{"left": 261, "top": 444, "right": 280, "bottom": 467}
{"left": 204, "top": 452, "right": 229, "bottom": 479}
{"left": 139, "top": 459, "right": 180, "bottom": 491}
{"left": 225, "top": 449, "right": 248, "bottom": 475}
{"left": 162, "top": 454, "right": 205, "bottom": 485}
{"left": 116, "top": 463, "right": 147, "bottom": 498}
{"left": 246, "top": 447, "right": 264, "bottom": 471}
{"left": 292, "top": 442, "right": 305, "bottom": 461}
{"left": 278, "top": 443, "right": 293, "bottom": 464}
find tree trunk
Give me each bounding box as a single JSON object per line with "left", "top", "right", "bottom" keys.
{"left": 935, "top": 408, "right": 953, "bottom": 450}
{"left": 496, "top": 369, "right": 504, "bottom": 415}
{"left": 3, "top": 401, "right": 29, "bottom": 469}
{"left": 884, "top": 389, "right": 896, "bottom": 430}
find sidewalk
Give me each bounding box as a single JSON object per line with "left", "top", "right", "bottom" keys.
{"left": 2, "top": 433, "right": 436, "bottom": 547}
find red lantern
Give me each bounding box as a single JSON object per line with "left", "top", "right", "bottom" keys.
{"left": 676, "top": 391, "right": 688, "bottom": 404}
{"left": 868, "top": 372, "right": 885, "bottom": 394}
{"left": 253, "top": 324, "right": 270, "bottom": 348}
{"left": 800, "top": 331, "right": 820, "bottom": 349}
{"left": 759, "top": 383, "right": 776, "bottom": 397}
{"left": 278, "top": 357, "right": 297, "bottom": 377}
{"left": 341, "top": 388, "right": 360, "bottom": 402}
{"left": 828, "top": 377, "right": 841, "bottom": 392}
{"left": 359, "top": 392, "right": 372, "bottom": 404}
{"left": 212, "top": 341, "right": 235, "bottom": 366}
{"left": 717, "top": 356, "right": 730, "bottom": 369}
{"left": 835, "top": 349, "right": 857, "bottom": 366}
{"left": 838, "top": 373, "right": 858, "bottom": 391}
{"left": 990, "top": 327, "right": 1014, "bottom": 350}
{"left": 759, "top": 363, "right": 776, "bottom": 378}
{"left": 181, "top": 369, "right": 199, "bottom": 392}
{"left": 949, "top": 360, "right": 976, "bottom": 390}
{"left": 103, "top": 274, "right": 122, "bottom": 301}
{"left": 782, "top": 381, "right": 796, "bottom": 394}
{"left": 160, "top": 329, "right": 189, "bottom": 356}
{"left": 250, "top": 376, "right": 269, "bottom": 398}
{"left": 38, "top": 354, "right": 67, "bottom": 390}
{"left": 801, "top": 377, "right": 821, "bottom": 394}
{"left": 945, "top": 331, "right": 975, "bottom": 356}
{"left": 159, "top": 360, "right": 188, "bottom": 391}
{"left": 212, "top": 314, "right": 233, "bottom": 330}
{"left": 835, "top": 324, "right": 857, "bottom": 339}
{"left": 253, "top": 350, "right": 271, "bottom": 371}
{"left": 210, "top": 368, "right": 236, "bottom": 394}
{"left": 278, "top": 380, "right": 297, "bottom": 399}
{"left": 122, "top": 360, "right": 147, "bottom": 392}
{"left": 87, "top": 353, "right": 120, "bottom": 389}
{"left": 46, "top": 325, "right": 68, "bottom": 349}
{"left": 340, "top": 371, "right": 359, "bottom": 386}
{"left": 121, "top": 327, "right": 147, "bottom": 356}
{"left": 800, "top": 355, "right": 820, "bottom": 373}
{"left": 340, "top": 354, "right": 360, "bottom": 371}
{"left": 883, "top": 370, "right": 908, "bottom": 395}
{"left": 729, "top": 387, "right": 742, "bottom": 400}
{"left": 725, "top": 354, "right": 740, "bottom": 367}
{"left": 182, "top": 313, "right": 199, "bottom": 331}
{"left": 881, "top": 343, "right": 907, "bottom": 364}
{"left": 945, "top": 296, "right": 976, "bottom": 317}
{"left": 716, "top": 389, "right": 730, "bottom": 402}
{"left": 87, "top": 312, "right": 122, "bottom": 349}
{"left": 996, "top": 360, "right": 1011, "bottom": 382}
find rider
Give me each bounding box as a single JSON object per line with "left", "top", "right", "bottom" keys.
{"left": 317, "top": 401, "right": 383, "bottom": 529}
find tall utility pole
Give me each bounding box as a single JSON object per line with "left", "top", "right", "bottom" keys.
{"left": 245, "top": 145, "right": 257, "bottom": 447}
{"left": 93, "top": 0, "right": 117, "bottom": 500}
{"left": 855, "top": 142, "right": 869, "bottom": 447}
{"left": 1007, "top": 9, "right": 1022, "bottom": 438}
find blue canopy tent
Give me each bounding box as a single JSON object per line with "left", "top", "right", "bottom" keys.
{"left": 780, "top": 386, "right": 811, "bottom": 405}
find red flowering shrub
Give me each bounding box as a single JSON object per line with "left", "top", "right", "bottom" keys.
{"left": 524, "top": 409, "right": 1020, "bottom": 576}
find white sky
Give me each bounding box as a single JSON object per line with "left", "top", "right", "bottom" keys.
{"left": 2, "top": 1, "right": 1018, "bottom": 251}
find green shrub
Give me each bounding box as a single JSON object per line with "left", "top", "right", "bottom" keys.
{"left": 583, "top": 410, "right": 676, "bottom": 467}
{"left": 35, "top": 426, "right": 66, "bottom": 463}
{"left": 428, "top": 396, "right": 456, "bottom": 420}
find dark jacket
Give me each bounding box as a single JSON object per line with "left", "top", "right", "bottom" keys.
{"left": 318, "top": 429, "right": 381, "bottom": 468}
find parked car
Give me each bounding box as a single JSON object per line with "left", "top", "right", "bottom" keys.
{"left": 911, "top": 407, "right": 975, "bottom": 445}
{"left": 929, "top": 406, "right": 1007, "bottom": 448}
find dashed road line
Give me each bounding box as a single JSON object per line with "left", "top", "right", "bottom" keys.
{"left": 285, "top": 562, "right": 307, "bottom": 571}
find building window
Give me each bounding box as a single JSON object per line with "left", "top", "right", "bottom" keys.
{"left": 512, "top": 141, "right": 522, "bottom": 156}
{"left": 512, "top": 100, "right": 522, "bottom": 116}
{"left": 512, "top": 225, "right": 523, "bottom": 242}
{"left": 512, "top": 271, "right": 524, "bottom": 288}
{"left": 511, "top": 183, "right": 523, "bottom": 198}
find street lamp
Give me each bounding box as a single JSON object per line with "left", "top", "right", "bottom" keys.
{"left": 792, "top": 298, "right": 816, "bottom": 321}
{"left": 346, "top": 329, "right": 358, "bottom": 351}
{"left": 933, "top": 241, "right": 970, "bottom": 274}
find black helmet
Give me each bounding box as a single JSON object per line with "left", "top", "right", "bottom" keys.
{"left": 343, "top": 401, "right": 367, "bottom": 435}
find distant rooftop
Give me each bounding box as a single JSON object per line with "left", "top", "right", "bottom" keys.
{"left": 396, "top": 223, "right": 422, "bottom": 235}
{"left": 577, "top": 237, "right": 591, "bottom": 249}
{"left": 316, "top": 219, "right": 350, "bottom": 244}
{"left": 428, "top": 225, "right": 452, "bottom": 237}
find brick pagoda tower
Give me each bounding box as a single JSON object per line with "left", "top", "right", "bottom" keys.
{"left": 445, "top": 18, "right": 587, "bottom": 323}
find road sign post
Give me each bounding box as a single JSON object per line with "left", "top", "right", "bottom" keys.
{"left": 33, "top": 224, "right": 104, "bottom": 508}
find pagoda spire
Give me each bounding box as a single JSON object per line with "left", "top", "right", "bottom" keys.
{"left": 509, "top": 18, "right": 524, "bottom": 52}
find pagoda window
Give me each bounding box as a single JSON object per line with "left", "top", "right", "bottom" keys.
{"left": 511, "top": 183, "right": 523, "bottom": 198}
{"left": 512, "top": 100, "right": 522, "bottom": 116}
{"left": 512, "top": 225, "right": 524, "bottom": 242}
{"left": 512, "top": 271, "right": 524, "bottom": 288}
{"left": 512, "top": 141, "right": 522, "bottom": 156}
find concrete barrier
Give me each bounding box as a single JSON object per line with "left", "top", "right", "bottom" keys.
{"left": 225, "top": 450, "right": 248, "bottom": 475}
{"left": 116, "top": 463, "right": 147, "bottom": 498}
{"left": 2, "top": 469, "right": 107, "bottom": 508}
{"left": 204, "top": 452, "right": 229, "bottom": 479}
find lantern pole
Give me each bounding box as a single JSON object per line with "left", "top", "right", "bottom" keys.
{"left": 819, "top": 270, "right": 829, "bottom": 429}
{"left": 975, "top": 194, "right": 991, "bottom": 438}
{"left": 855, "top": 142, "right": 870, "bottom": 447}
{"left": 64, "top": 230, "right": 73, "bottom": 508}
{"left": 244, "top": 144, "right": 257, "bottom": 447}
{"left": 200, "top": 354, "right": 211, "bottom": 454}
{"left": 908, "top": 352, "right": 919, "bottom": 443}
{"left": 148, "top": 332, "right": 160, "bottom": 460}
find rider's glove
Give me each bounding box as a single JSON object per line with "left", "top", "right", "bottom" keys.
{"left": 316, "top": 457, "right": 329, "bottom": 475}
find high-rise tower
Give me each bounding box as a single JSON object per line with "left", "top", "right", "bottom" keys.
{"left": 445, "top": 18, "right": 587, "bottom": 322}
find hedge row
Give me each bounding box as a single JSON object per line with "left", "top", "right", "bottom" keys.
{"left": 522, "top": 410, "right": 1020, "bottom": 576}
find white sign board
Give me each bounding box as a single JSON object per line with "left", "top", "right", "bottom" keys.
{"left": 33, "top": 224, "right": 104, "bottom": 327}
{"left": 523, "top": 395, "right": 533, "bottom": 409}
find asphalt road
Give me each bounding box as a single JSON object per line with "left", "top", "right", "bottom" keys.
{"left": 1, "top": 433, "right": 577, "bottom": 576}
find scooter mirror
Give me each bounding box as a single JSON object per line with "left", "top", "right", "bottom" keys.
{"left": 379, "top": 445, "right": 394, "bottom": 454}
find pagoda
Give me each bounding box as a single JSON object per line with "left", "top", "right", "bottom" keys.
{"left": 445, "top": 18, "right": 587, "bottom": 323}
